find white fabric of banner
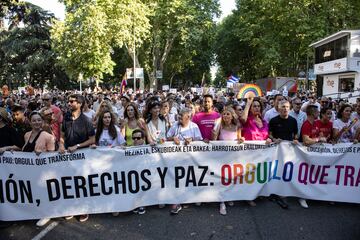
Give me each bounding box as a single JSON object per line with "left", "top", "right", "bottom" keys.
{"left": 0, "top": 141, "right": 359, "bottom": 221}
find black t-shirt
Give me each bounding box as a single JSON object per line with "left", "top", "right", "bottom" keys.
{"left": 0, "top": 125, "right": 24, "bottom": 148}
{"left": 269, "top": 115, "right": 298, "bottom": 141}
{"left": 13, "top": 121, "right": 32, "bottom": 140}
{"left": 62, "top": 112, "right": 95, "bottom": 148}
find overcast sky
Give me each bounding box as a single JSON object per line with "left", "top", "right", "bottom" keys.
{"left": 26, "top": 0, "right": 236, "bottom": 21}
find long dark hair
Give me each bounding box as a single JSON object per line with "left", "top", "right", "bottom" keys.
{"left": 95, "top": 110, "right": 117, "bottom": 144}
{"left": 336, "top": 104, "right": 352, "bottom": 119}
{"left": 143, "top": 100, "right": 165, "bottom": 123}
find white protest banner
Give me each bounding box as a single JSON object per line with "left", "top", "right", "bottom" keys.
{"left": 169, "top": 88, "right": 177, "bottom": 94}
{"left": 162, "top": 85, "right": 170, "bottom": 91}
{"left": 0, "top": 141, "right": 359, "bottom": 221}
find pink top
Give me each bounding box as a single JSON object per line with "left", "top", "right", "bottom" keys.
{"left": 192, "top": 111, "right": 221, "bottom": 140}
{"left": 218, "top": 128, "right": 238, "bottom": 141}
{"left": 242, "top": 114, "right": 269, "bottom": 140}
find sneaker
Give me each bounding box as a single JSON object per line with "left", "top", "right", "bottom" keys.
{"left": 64, "top": 216, "right": 74, "bottom": 220}
{"left": 247, "top": 201, "right": 256, "bottom": 207}
{"left": 170, "top": 204, "right": 182, "bottom": 215}
{"left": 298, "top": 199, "right": 309, "bottom": 209}
{"left": 219, "top": 203, "right": 227, "bottom": 215}
{"left": 79, "top": 214, "right": 89, "bottom": 222}
{"left": 158, "top": 204, "right": 165, "bottom": 209}
{"left": 36, "top": 218, "right": 50, "bottom": 227}
{"left": 228, "top": 201, "right": 234, "bottom": 207}
{"left": 138, "top": 207, "right": 146, "bottom": 215}
{"left": 112, "top": 212, "right": 119, "bottom": 217}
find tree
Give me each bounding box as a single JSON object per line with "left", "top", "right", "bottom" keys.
{"left": 51, "top": 0, "right": 151, "bottom": 85}
{"left": 215, "top": 0, "right": 360, "bottom": 82}
{"left": 0, "top": 2, "right": 71, "bottom": 89}
{"left": 136, "top": 0, "right": 220, "bottom": 89}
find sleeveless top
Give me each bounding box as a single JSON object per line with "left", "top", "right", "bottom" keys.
{"left": 125, "top": 123, "right": 139, "bottom": 146}
{"left": 218, "top": 128, "right": 238, "bottom": 141}
{"left": 23, "top": 131, "right": 43, "bottom": 152}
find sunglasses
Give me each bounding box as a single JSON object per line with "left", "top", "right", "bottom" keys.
{"left": 42, "top": 99, "right": 50, "bottom": 101}
{"left": 132, "top": 137, "right": 143, "bottom": 140}
{"left": 294, "top": 103, "right": 302, "bottom": 105}
{"left": 68, "top": 100, "right": 77, "bottom": 103}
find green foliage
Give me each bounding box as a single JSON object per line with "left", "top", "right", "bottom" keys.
{"left": 51, "top": 0, "right": 151, "bottom": 82}
{"left": 0, "top": 2, "right": 71, "bottom": 89}
{"left": 139, "top": 0, "right": 220, "bottom": 88}
{"left": 215, "top": 0, "right": 360, "bottom": 83}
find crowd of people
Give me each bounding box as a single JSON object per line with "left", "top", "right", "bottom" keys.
{"left": 0, "top": 87, "right": 359, "bottom": 226}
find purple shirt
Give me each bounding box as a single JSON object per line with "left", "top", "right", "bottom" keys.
{"left": 192, "top": 111, "right": 221, "bottom": 140}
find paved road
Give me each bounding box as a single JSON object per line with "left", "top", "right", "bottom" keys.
{"left": 1, "top": 198, "right": 360, "bottom": 240}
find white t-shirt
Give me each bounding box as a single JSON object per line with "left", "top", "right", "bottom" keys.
{"left": 264, "top": 107, "right": 279, "bottom": 123}
{"left": 147, "top": 119, "right": 167, "bottom": 142}
{"left": 351, "top": 112, "right": 360, "bottom": 132}
{"left": 83, "top": 109, "right": 96, "bottom": 121}
{"left": 301, "top": 101, "right": 321, "bottom": 112}
{"left": 289, "top": 110, "right": 307, "bottom": 136}
{"left": 167, "top": 121, "right": 203, "bottom": 141}
{"left": 333, "top": 119, "right": 355, "bottom": 143}
{"left": 97, "top": 126, "right": 125, "bottom": 146}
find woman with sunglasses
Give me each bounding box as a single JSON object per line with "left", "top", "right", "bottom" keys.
{"left": 22, "top": 111, "right": 55, "bottom": 227}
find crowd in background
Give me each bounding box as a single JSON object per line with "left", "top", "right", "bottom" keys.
{"left": 0, "top": 87, "right": 360, "bottom": 226}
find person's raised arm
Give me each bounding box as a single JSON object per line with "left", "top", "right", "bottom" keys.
{"left": 240, "top": 97, "right": 253, "bottom": 123}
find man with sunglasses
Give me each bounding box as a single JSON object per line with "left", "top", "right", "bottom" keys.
{"left": 59, "top": 94, "right": 95, "bottom": 223}
{"left": 301, "top": 93, "right": 320, "bottom": 112}
{"left": 42, "top": 93, "right": 63, "bottom": 143}
{"left": 289, "top": 97, "right": 307, "bottom": 137}
{"left": 131, "top": 129, "right": 146, "bottom": 215}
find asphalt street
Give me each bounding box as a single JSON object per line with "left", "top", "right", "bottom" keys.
{"left": 1, "top": 198, "right": 359, "bottom": 240}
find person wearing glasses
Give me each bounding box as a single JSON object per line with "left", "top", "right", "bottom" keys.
{"left": 301, "top": 94, "right": 320, "bottom": 112}
{"left": 42, "top": 93, "right": 63, "bottom": 143}
{"left": 59, "top": 94, "right": 95, "bottom": 223}
{"left": 131, "top": 129, "right": 147, "bottom": 215}
{"left": 289, "top": 97, "right": 307, "bottom": 138}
